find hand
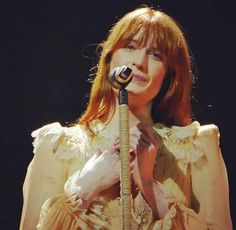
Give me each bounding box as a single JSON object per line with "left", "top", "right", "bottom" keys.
{"left": 131, "top": 123, "right": 159, "bottom": 190}
{"left": 74, "top": 144, "right": 121, "bottom": 200}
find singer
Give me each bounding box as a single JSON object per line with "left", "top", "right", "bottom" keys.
{"left": 20, "top": 6, "right": 232, "bottom": 229}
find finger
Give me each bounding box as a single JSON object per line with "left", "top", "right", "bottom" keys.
{"left": 130, "top": 150, "right": 136, "bottom": 162}
{"left": 130, "top": 138, "right": 139, "bottom": 151}
{"left": 130, "top": 161, "right": 135, "bottom": 171}
{"left": 90, "top": 149, "right": 102, "bottom": 160}
{"left": 137, "top": 123, "right": 158, "bottom": 145}
{"left": 130, "top": 127, "right": 141, "bottom": 139}
{"left": 114, "top": 136, "right": 120, "bottom": 145}
{"left": 113, "top": 142, "right": 120, "bottom": 151}
{"left": 138, "top": 139, "right": 149, "bottom": 149}
{"left": 140, "top": 132, "right": 151, "bottom": 145}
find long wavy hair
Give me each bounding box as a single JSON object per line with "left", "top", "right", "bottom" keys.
{"left": 78, "top": 7, "right": 193, "bottom": 128}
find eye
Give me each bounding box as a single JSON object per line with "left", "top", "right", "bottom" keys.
{"left": 148, "top": 50, "right": 162, "bottom": 60}
{"left": 124, "top": 43, "right": 136, "bottom": 50}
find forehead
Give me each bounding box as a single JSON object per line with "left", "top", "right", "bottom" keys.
{"left": 122, "top": 29, "right": 161, "bottom": 52}
{"left": 112, "top": 16, "right": 177, "bottom": 57}
{"left": 131, "top": 31, "right": 158, "bottom": 48}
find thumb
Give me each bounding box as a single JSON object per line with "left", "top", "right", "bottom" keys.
{"left": 88, "top": 149, "right": 102, "bottom": 162}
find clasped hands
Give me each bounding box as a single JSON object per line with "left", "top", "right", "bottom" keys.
{"left": 70, "top": 123, "right": 159, "bottom": 203}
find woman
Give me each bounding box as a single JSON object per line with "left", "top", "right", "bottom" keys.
{"left": 20, "top": 7, "right": 232, "bottom": 229}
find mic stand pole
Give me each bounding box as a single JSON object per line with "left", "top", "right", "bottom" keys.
{"left": 119, "top": 86, "right": 132, "bottom": 230}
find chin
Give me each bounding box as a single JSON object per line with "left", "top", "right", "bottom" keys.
{"left": 126, "top": 85, "right": 146, "bottom": 93}
{"left": 127, "top": 90, "right": 143, "bottom": 96}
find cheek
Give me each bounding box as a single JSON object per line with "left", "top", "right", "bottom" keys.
{"left": 109, "top": 50, "right": 127, "bottom": 71}
{"left": 151, "top": 65, "right": 166, "bottom": 89}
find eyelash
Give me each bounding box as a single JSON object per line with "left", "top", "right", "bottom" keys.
{"left": 148, "top": 51, "right": 162, "bottom": 60}
{"left": 125, "top": 43, "right": 136, "bottom": 50}
{"left": 124, "top": 43, "right": 162, "bottom": 60}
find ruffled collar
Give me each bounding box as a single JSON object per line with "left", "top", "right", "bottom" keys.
{"left": 32, "top": 120, "right": 204, "bottom": 163}
{"left": 153, "top": 121, "right": 204, "bottom": 163}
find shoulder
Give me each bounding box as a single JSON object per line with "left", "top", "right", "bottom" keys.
{"left": 194, "top": 123, "right": 222, "bottom": 163}
{"left": 153, "top": 121, "right": 220, "bottom": 163}
{"left": 31, "top": 122, "right": 91, "bottom": 160}
{"left": 196, "top": 123, "right": 220, "bottom": 145}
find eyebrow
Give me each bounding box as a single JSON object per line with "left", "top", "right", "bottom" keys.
{"left": 127, "top": 39, "right": 139, "bottom": 44}
{"left": 129, "top": 39, "right": 159, "bottom": 51}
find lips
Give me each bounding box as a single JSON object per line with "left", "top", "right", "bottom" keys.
{"left": 132, "top": 74, "right": 148, "bottom": 82}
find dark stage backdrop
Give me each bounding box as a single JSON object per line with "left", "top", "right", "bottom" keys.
{"left": 1, "top": 0, "right": 236, "bottom": 229}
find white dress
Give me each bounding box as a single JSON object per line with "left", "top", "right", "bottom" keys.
{"left": 20, "top": 120, "right": 232, "bottom": 229}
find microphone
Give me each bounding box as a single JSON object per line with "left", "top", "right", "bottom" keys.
{"left": 109, "top": 66, "right": 133, "bottom": 89}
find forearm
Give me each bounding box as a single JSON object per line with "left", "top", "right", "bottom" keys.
{"left": 141, "top": 180, "right": 169, "bottom": 219}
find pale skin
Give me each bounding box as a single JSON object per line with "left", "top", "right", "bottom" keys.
{"left": 73, "top": 33, "right": 170, "bottom": 219}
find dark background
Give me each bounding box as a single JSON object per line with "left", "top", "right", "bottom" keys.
{"left": 1, "top": 0, "right": 236, "bottom": 229}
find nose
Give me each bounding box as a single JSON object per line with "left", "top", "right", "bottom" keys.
{"left": 132, "top": 49, "right": 148, "bottom": 73}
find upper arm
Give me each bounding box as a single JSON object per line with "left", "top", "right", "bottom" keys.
{"left": 191, "top": 125, "right": 232, "bottom": 229}
{"left": 20, "top": 138, "right": 67, "bottom": 230}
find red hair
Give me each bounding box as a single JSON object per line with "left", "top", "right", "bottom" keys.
{"left": 78, "top": 7, "right": 193, "bottom": 128}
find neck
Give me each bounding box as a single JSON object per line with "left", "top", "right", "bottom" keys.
{"left": 129, "top": 102, "right": 154, "bottom": 126}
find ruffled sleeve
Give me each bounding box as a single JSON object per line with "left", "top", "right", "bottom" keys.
{"left": 22, "top": 121, "right": 119, "bottom": 230}
{"left": 36, "top": 194, "right": 110, "bottom": 230}
{"left": 31, "top": 122, "right": 63, "bottom": 153}
{"left": 32, "top": 122, "right": 91, "bottom": 160}
{"left": 21, "top": 123, "right": 69, "bottom": 230}
{"left": 150, "top": 200, "right": 209, "bottom": 229}
{"left": 20, "top": 122, "right": 93, "bottom": 230}
{"left": 149, "top": 122, "right": 232, "bottom": 229}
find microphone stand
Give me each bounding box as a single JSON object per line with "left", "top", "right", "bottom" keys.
{"left": 119, "top": 86, "right": 132, "bottom": 230}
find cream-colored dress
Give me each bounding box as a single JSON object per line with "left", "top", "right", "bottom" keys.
{"left": 20, "top": 120, "right": 232, "bottom": 230}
